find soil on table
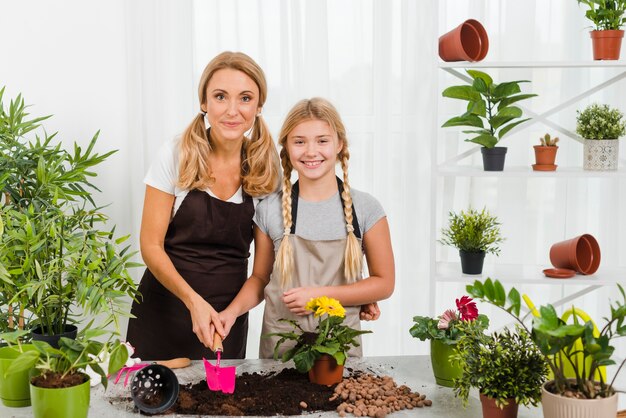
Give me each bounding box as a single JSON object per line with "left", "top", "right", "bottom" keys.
{"left": 167, "top": 367, "right": 340, "bottom": 416}
{"left": 31, "top": 371, "right": 88, "bottom": 389}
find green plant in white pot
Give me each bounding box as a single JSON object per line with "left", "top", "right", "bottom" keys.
{"left": 439, "top": 208, "right": 504, "bottom": 275}
{"left": 576, "top": 103, "right": 625, "bottom": 171}
{"left": 0, "top": 87, "right": 140, "bottom": 342}
{"left": 576, "top": 0, "right": 626, "bottom": 60}
{"left": 442, "top": 70, "right": 537, "bottom": 171}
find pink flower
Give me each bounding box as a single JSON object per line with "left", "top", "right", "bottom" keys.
{"left": 456, "top": 296, "right": 478, "bottom": 321}
{"left": 437, "top": 309, "right": 458, "bottom": 329}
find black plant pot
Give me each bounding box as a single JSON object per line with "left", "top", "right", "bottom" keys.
{"left": 459, "top": 250, "right": 486, "bottom": 275}
{"left": 481, "top": 146, "right": 507, "bottom": 171}
{"left": 30, "top": 324, "right": 78, "bottom": 349}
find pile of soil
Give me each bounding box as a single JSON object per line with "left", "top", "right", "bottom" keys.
{"left": 168, "top": 367, "right": 340, "bottom": 416}
{"left": 31, "top": 371, "right": 88, "bottom": 389}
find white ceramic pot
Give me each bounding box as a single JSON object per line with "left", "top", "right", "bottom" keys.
{"left": 541, "top": 381, "right": 617, "bottom": 418}
{"left": 583, "top": 139, "right": 619, "bottom": 171}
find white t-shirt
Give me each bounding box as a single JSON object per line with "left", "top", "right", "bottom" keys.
{"left": 144, "top": 138, "right": 258, "bottom": 216}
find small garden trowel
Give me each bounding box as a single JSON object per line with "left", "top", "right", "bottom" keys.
{"left": 202, "top": 332, "right": 236, "bottom": 394}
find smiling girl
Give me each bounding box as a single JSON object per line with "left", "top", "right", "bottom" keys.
{"left": 220, "top": 97, "right": 395, "bottom": 358}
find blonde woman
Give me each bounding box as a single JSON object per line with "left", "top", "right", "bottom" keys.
{"left": 220, "top": 97, "right": 395, "bottom": 358}
{"left": 126, "top": 52, "right": 279, "bottom": 360}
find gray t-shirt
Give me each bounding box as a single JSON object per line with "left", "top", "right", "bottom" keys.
{"left": 254, "top": 187, "right": 386, "bottom": 247}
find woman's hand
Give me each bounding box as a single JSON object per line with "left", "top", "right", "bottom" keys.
{"left": 218, "top": 308, "right": 239, "bottom": 337}
{"left": 360, "top": 302, "right": 381, "bottom": 321}
{"left": 188, "top": 295, "right": 226, "bottom": 350}
{"left": 282, "top": 287, "right": 319, "bottom": 316}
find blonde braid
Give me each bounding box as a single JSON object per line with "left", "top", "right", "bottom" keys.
{"left": 275, "top": 150, "right": 295, "bottom": 288}
{"left": 340, "top": 152, "right": 363, "bottom": 281}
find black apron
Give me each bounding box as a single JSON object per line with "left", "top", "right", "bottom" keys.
{"left": 127, "top": 188, "right": 254, "bottom": 360}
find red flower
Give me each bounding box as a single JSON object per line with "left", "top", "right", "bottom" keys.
{"left": 456, "top": 296, "right": 478, "bottom": 321}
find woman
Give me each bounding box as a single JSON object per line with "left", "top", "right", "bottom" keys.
{"left": 126, "top": 51, "right": 280, "bottom": 360}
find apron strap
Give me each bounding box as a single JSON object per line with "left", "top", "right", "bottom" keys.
{"left": 290, "top": 177, "right": 361, "bottom": 239}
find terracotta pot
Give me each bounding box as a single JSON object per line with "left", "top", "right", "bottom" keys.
{"left": 480, "top": 393, "right": 519, "bottom": 418}
{"left": 590, "top": 30, "right": 624, "bottom": 60}
{"left": 541, "top": 381, "right": 617, "bottom": 418}
{"left": 308, "top": 355, "right": 343, "bottom": 386}
{"left": 439, "top": 19, "right": 489, "bottom": 62}
{"left": 549, "top": 234, "right": 600, "bottom": 275}
{"left": 533, "top": 145, "right": 558, "bottom": 166}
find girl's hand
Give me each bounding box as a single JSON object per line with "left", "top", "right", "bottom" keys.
{"left": 282, "top": 287, "right": 319, "bottom": 316}
{"left": 360, "top": 302, "right": 381, "bottom": 321}
{"left": 218, "top": 308, "right": 238, "bottom": 337}
{"left": 188, "top": 295, "right": 225, "bottom": 350}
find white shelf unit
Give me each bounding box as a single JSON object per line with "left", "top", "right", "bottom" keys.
{"left": 429, "top": 61, "right": 626, "bottom": 316}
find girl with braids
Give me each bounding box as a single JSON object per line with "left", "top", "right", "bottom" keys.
{"left": 126, "top": 52, "right": 280, "bottom": 360}
{"left": 220, "top": 97, "right": 395, "bottom": 358}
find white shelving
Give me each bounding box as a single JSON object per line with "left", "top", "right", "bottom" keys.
{"left": 429, "top": 61, "right": 626, "bottom": 316}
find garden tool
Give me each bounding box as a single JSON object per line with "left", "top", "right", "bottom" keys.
{"left": 130, "top": 364, "right": 180, "bottom": 414}
{"left": 203, "top": 332, "right": 236, "bottom": 394}
{"left": 114, "top": 357, "right": 190, "bottom": 387}
{"left": 522, "top": 294, "right": 605, "bottom": 381}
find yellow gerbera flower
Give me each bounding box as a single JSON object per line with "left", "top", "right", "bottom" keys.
{"left": 306, "top": 296, "right": 346, "bottom": 318}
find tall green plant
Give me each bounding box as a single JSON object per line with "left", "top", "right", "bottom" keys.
{"left": 442, "top": 70, "right": 536, "bottom": 148}
{"left": 577, "top": 0, "right": 626, "bottom": 31}
{"left": 439, "top": 207, "right": 504, "bottom": 254}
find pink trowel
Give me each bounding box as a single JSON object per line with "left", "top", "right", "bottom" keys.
{"left": 203, "top": 332, "right": 236, "bottom": 394}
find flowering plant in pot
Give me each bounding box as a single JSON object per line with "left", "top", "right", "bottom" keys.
{"left": 439, "top": 207, "right": 504, "bottom": 275}
{"left": 442, "top": 70, "right": 536, "bottom": 171}
{"left": 576, "top": 0, "right": 626, "bottom": 59}
{"left": 269, "top": 296, "right": 371, "bottom": 385}
{"left": 533, "top": 133, "right": 559, "bottom": 171}
{"left": 410, "top": 296, "right": 489, "bottom": 387}
{"left": 452, "top": 324, "right": 547, "bottom": 418}
{"left": 467, "top": 278, "right": 626, "bottom": 418}
{"left": 576, "top": 103, "right": 625, "bottom": 170}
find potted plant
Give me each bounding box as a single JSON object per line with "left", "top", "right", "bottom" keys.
{"left": 268, "top": 296, "right": 371, "bottom": 385}
{"left": 452, "top": 324, "right": 547, "bottom": 418}
{"left": 467, "top": 278, "right": 626, "bottom": 418}
{"left": 439, "top": 207, "right": 504, "bottom": 275}
{"left": 0, "top": 88, "right": 140, "bottom": 344}
{"left": 533, "top": 133, "right": 559, "bottom": 171}
{"left": 410, "top": 295, "right": 489, "bottom": 387}
{"left": 576, "top": 0, "right": 626, "bottom": 60}
{"left": 1, "top": 328, "right": 128, "bottom": 418}
{"left": 442, "top": 69, "right": 537, "bottom": 171}
{"left": 576, "top": 103, "right": 625, "bottom": 171}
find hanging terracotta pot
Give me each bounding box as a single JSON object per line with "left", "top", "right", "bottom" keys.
{"left": 533, "top": 145, "right": 558, "bottom": 170}
{"left": 590, "top": 30, "right": 624, "bottom": 60}
{"left": 480, "top": 393, "right": 519, "bottom": 418}
{"left": 439, "top": 19, "right": 489, "bottom": 62}
{"left": 308, "top": 354, "right": 343, "bottom": 386}
{"left": 549, "top": 234, "right": 601, "bottom": 275}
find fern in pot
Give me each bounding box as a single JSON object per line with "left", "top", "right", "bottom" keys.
{"left": 439, "top": 208, "right": 504, "bottom": 275}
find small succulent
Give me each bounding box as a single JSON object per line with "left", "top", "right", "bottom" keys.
{"left": 539, "top": 133, "right": 559, "bottom": 147}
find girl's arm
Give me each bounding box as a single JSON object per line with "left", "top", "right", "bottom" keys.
{"left": 140, "top": 186, "right": 226, "bottom": 348}
{"left": 219, "top": 226, "right": 275, "bottom": 336}
{"left": 283, "top": 217, "right": 395, "bottom": 315}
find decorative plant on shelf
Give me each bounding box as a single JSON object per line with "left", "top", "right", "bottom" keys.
{"left": 268, "top": 296, "right": 371, "bottom": 384}
{"left": 439, "top": 207, "right": 504, "bottom": 275}
{"left": 0, "top": 87, "right": 140, "bottom": 338}
{"left": 533, "top": 133, "right": 559, "bottom": 170}
{"left": 452, "top": 324, "right": 547, "bottom": 417}
{"left": 410, "top": 296, "right": 489, "bottom": 387}
{"left": 576, "top": 103, "right": 625, "bottom": 170}
{"left": 467, "top": 278, "right": 626, "bottom": 418}
{"left": 539, "top": 133, "right": 559, "bottom": 147}
{"left": 442, "top": 69, "right": 536, "bottom": 171}
{"left": 576, "top": 0, "right": 626, "bottom": 59}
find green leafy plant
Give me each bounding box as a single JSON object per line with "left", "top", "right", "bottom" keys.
{"left": 467, "top": 278, "right": 626, "bottom": 399}
{"left": 410, "top": 295, "right": 489, "bottom": 345}
{"left": 442, "top": 70, "right": 537, "bottom": 148}
{"left": 0, "top": 87, "right": 140, "bottom": 336}
{"left": 539, "top": 133, "right": 559, "bottom": 146}
{"left": 577, "top": 0, "right": 626, "bottom": 30}
{"left": 268, "top": 296, "right": 371, "bottom": 373}
{"left": 0, "top": 327, "right": 128, "bottom": 389}
{"left": 439, "top": 207, "right": 504, "bottom": 255}
{"left": 452, "top": 324, "right": 547, "bottom": 408}
{"left": 576, "top": 103, "right": 626, "bottom": 140}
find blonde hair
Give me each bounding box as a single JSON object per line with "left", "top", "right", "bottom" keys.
{"left": 177, "top": 51, "right": 279, "bottom": 196}
{"left": 275, "top": 97, "right": 363, "bottom": 288}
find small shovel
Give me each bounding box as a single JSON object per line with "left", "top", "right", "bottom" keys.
{"left": 202, "top": 332, "right": 236, "bottom": 394}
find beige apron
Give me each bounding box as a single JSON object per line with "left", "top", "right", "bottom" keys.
{"left": 259, "top": 178, "right": 363, "bottom": 359}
